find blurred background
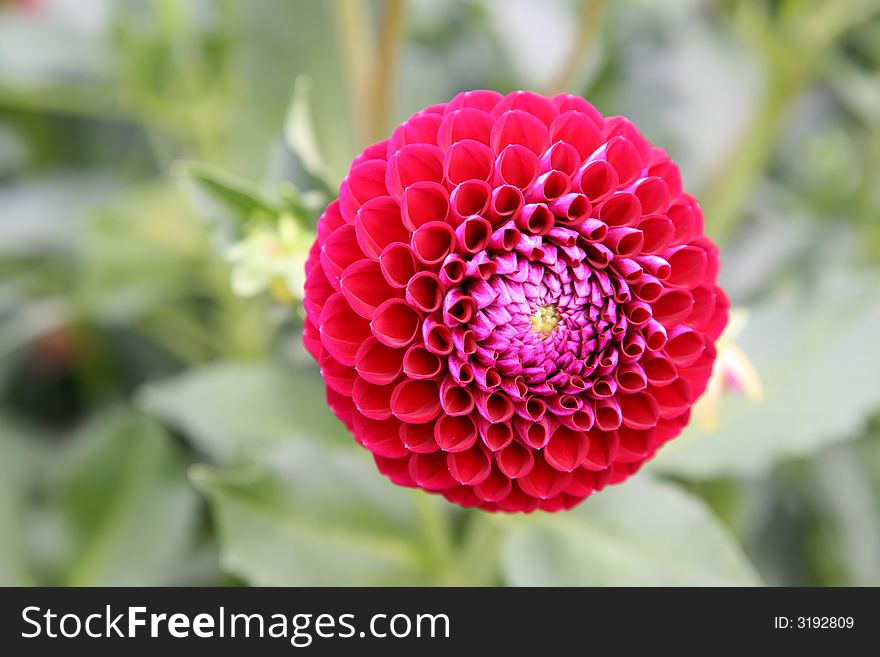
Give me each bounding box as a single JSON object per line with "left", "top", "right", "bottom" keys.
{"left": 1, "top": 0, "right": 879, "bottom": 587}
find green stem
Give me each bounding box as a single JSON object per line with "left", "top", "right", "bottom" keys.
{"left": 332, "top": 0, "right": 375, "bottom": 149}
{"left": 455, "top": 510, "right": 502, "bottom": 586}
{"left": 701, "top": 0, "right": 880, "bottom": 245}
{"left": 414, "top": 491, "right": 455, "bottom": 583}
{"left": 547, "top": 0, "right": 606, "bottom": 95}
{"left": 369, "top": 0, "right": 406, "bottom": 143}
{"left": 0, "top": 84, "right": 132, "bottom": 122}
{"left": 699, "top": 62, "right": 808, "bottom": 245}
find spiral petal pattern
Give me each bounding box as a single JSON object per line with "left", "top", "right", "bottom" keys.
{"left": 304, "top": 90, "right": 728, "bottom": 513}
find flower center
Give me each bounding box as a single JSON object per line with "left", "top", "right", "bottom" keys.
{"left": 529, "top": 304, "right": 560, "bottom": 336}
{"left": 445, "top": 232, "right": 622, "bottom": 395}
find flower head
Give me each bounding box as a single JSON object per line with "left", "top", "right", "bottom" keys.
{"left": 303, "top": 90, "right": 728, "bottom": 512}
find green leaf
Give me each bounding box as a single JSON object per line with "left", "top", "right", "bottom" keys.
{"left": 191, "top": 439, "right": 427, "bottom": 585}
{"left": 278, "top": 183, "right": 326, "bottom": 228}
{"left": 0, "top": 120, "right": 29, "bottom": 177}
{"left": 653, "top": 269, "right": 880, "bottom": 478}
{"left": 50, "top": 409, "right": 200, "bottom": 586}
{"left": 0, "top": 415, "right": 40, "bottom": 586}
{"left": 137, "top": 360, "right": 349, "bottom": 463}
{"left": 500, "top": 477, "right": 761, "bottom": 586}
{"left": 284, "top": 75, "right": 337, "bottom": 192}
{"left": 807, "top": 438, "right": 880, "bottom": 585}
{"left": 76, "top": 185, "right": 212, "bottom": 325}
{"left": 174, "top": 161, "right": 276, "bottom": 244}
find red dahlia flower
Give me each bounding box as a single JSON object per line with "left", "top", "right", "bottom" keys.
{"left": 303, "top": 90, "right": 728, "bottom": 513}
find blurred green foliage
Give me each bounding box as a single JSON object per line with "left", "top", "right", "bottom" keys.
{"left": 1, "top": 0, "right": 879, "bottom": 587}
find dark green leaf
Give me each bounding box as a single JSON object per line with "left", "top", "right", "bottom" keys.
{"left": 174, "top": 161, "right": 276, "bottom": 244}
{"left": 654, "top": 269, "right": 880, "bottom": 478}
{"left": 50, "top": 409, "right": 200, "bottom": 585}
{"left": 0, "top": 414, "right": 40, "bottom": 585}
{"left": 192, "top": 439, "right": 427, "bottom": 585}
{"left": 137, "top": 361, "right": 349, "bottom": 462}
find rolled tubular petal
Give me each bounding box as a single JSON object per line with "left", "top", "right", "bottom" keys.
{"left": 549, "top": 193, "right": 591, "bottom": 226}
{"left": 443, "top": 139, "right": 495, "bottom": 185}
{"left": 544, "top": 426, "right": 588, "bottom": 472}
{"left": 439, "top": 253, "right": 466, "bottom": 287}
{"left": 496, "top": 441, "right": 534, "bottom": 479}
{"left": 517, "top": 453, "right": 571, "bottom": 499}
{"left": 489, "top": 184, "right": 524, "bottom": 222}
{"left": 491, "top": 90, "right": 559, "bottom": 126}
{"left": 450, "top": 180, "right": 492, "bottom": 224}
{"left": 319, "top": 293, "right": 371, "bottom": 366}
{"left": 474, "top": 468, "right": 513, "bottom": 502}
{"left": 355, "top": 196, "right": 406, "bottom": 259}
{"left": 320, "top": 224, "right": 363, "bottom": 289}
{"left": 379, "top": 242, "right": 418, "bottom": 289}
{"left": 340, "top": 260, "right": 398, "bottom": 319}
{"left": 402, "top": 343, "right": 443, "bottom": 380}
{"left": 339, "top": 159, "right": 387, "bottom": 221}
{"left": 405, "top": 270, "right": 443, "bottom": 313}
{"left": 550, "top": 111, "right": 603, "bottom": 161}
{"left": 436, "top": 108, "right": 494, "bottom": 150}
{"left": 597, "top": 191, "right": 642, "bottom": 228}
{"left": 637, "top": 214, "right": 675, "bottom": 254}
{"left": 455, "top": 216, "right": 493, "bottom": 254}
{"left": 400, "top": 422, "right": 439, "bottom": 453}
{"left": 516, "top": 203, "right": 554, "bottom": 236}
{"left": 493, "top": 144, "right": 540, "bottom": 189}
{"left": 604, "top": 227, "right": 644, "bottom": 257}
{"left": 352, "top": 378, "right": 394, "bottom": 420}
{"left": 440, "top": 377, "right": 476, "bottom": 416}
{"left": 574, "top": 159, "right": 619, "bottom": 203}
{"left": 448, "top": 444, "right": 492, "bottom": 485}
{"left": 526, "top": 169, "right": 571, "bottom": 203}
{"left": 491, "top": 109, "right": 551, "bottom": 156}
{"left": 320, "top": 349, "right": 357, "bottom": 395}
{"left": 391, "top": 379, "right": 441, "bottom": 423}
{"left": 411, "top": 221, "right": 455, "bottom": 266}
{"left": 434, "top": 413, "right": 479, "bottom": 452}
{"left": 388, "top": 111, "right": 442, "bottom": 152}
{"left": 385, "top": 143, "right": 444, "bottom": 199}
{"left": 630, "top": 176, "right": 671, "bottom": 215}
{"left": 401, "top": 181, "right": 449, "bottom": 231}
{"left": 642, "top": 355, "right": 678, "bottom": 386}
{"left": 355, "top": 337, "right": 405, "bottom": 385}
{"left": 371, "top": 299, "right": 421, "bottom": 348}
{"left": 664, "top": 244, "right": 708, "bottom": 288}
{"left": 409, "top": 452, "right": 458, "bottom": 490}
{"left": 352, "top": 415, "right": 409, "bottom": 458}
{"left": 664, "top": 325, "right": 706, "bottom": 366}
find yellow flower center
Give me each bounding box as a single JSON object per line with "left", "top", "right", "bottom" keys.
{"left": 529, "top": 304, "right": 560, "bottom": 336}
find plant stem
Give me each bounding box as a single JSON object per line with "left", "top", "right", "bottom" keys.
{"left": 455, "top": 510, "right": 502, "bottom": 585}
{"left": 332, "top": 0, "right": 375, "bottom": 149}
{"left": 414, "top": 491, "right": 454, "bottom": 583}
{"left": 547, "top": 0, "right": 606, "bottom": 95}
{"left": 699, "top": 63, "right": 808, "bottom": 245}
{"left": 369, "top": 0, "right": 406, "bottom": 143}
{"left": 700, "top": 0, "right": 880, "bottom": 245}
